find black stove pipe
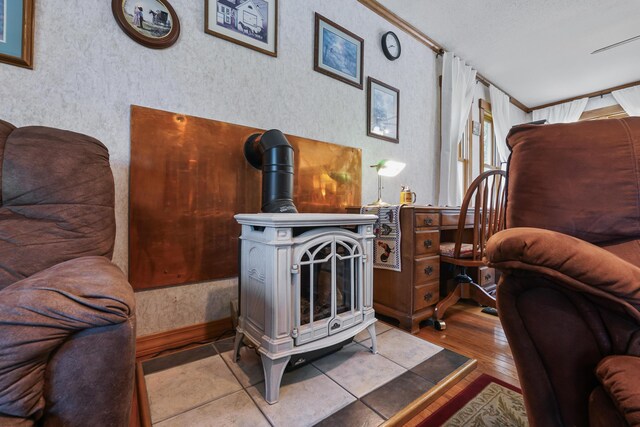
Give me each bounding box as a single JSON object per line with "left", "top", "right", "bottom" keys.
{"left": 244, "top": 129, "right": 298, "bottom": 213}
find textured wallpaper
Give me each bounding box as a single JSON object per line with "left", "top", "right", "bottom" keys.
{"left": 0, "top": 0, "right": 439, "bottom": 336}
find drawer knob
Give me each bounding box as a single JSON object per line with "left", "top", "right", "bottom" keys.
{"left": 423, "top": 239, "right": 433, "bottom": 248}
{"left": 424, "top": 292, "right": 433, "bottom": 302}
{"left": 424, "top": 266, "right": 434, "bottom": 275}
{"left": 423, "top": 218, "right": 433, "bottom": 226}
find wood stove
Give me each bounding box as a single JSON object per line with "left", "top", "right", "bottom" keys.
{"left": 233, "top": 213, "right": 378, "bottom": 404}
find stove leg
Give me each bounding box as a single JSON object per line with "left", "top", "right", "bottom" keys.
{"left": 232, "top": 331, "right": 244, "bottom": 362}
{"left": 366, "top": 322, "right": 378, "bottom": 354}
{"left": 261, "top": 354, "right": 290, "bottom": 404}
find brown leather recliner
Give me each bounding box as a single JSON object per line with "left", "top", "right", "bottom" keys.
{"left": 0, "top": 120, "right": 136, "bottom": 426}
{"left": 486, "top": 117, "right": 640, "bottom": 427}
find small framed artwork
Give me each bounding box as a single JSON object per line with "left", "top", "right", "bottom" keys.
{"left": 205, "top": 0, "right": 278, "bottom": 57}
{"left": 314, "top": 13, "right": 364, "bottom": 89}
{"left": 367, "top": 78, "right": 400, "bottom": 143}
{"left": 111, "top": 0, "right": 180, "bottom": 49}
{"left": 0, "top": 0, "right": 35, "bottom": 69}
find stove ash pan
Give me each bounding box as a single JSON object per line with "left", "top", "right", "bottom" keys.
{"left": 233, "top": 213, "right": 378, "bottom": 404}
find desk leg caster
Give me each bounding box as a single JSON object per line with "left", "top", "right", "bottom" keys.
{"left": 434, "top": 320, "right": 446, "bottom": 331}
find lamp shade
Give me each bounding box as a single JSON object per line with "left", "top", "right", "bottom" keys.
{"left": 374, "top": 159, "right": 406, "bottom": 177}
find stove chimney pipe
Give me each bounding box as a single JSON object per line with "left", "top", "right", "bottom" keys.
{"left": 244, "top": 129, "right": 298, "bottom": 213}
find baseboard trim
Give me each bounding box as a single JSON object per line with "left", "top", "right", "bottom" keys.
{"left": 135, "top": 317, "right": 234, "bottom": 360}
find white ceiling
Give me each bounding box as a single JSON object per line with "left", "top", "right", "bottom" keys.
{"left": 377, "top": 0, "right": 640, "bottom": 108}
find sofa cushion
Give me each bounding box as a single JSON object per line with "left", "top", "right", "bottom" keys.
{"left": 596, "top": 355, "right": 640, "bottom": 426}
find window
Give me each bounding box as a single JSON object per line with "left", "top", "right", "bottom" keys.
{"left": 479, "top": 100, "right": 499, "bottom": 171}
{"left": 458, "top": 112, "right": 473, "bottom": 190}
{"left": 579, "top": 104, "right": 628, "bottom": 121}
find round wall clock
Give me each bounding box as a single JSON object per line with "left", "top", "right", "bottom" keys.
{"left": 381, "top": 31, "right": 401, "bottom": 61}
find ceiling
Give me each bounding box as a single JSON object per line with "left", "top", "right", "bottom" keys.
{"left": 377, "top": 0, "right": 640, "bottom": 109}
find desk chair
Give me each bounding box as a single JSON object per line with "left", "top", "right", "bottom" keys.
{"left": 433, "top": 169, "right": 507, "bottom": 330}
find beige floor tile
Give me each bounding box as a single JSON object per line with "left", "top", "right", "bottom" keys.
{"left": 154, "top": 390, "right": 269, "bottom": 427}
{"left": 220, "top": 345, "right": 264, "bottom": 388}
{"left": 360, "top": 328, "right": 443, "bottom": 369}
{"left": 312, "top": 342, "right": 406, "bottom": 398}
{"left": 146, "top": 355, "right": 242, "bottom": 423}
{"left": 247, "top": 364, "right": 356, "bottom": 426}
{"left": 354, "top": 321, "right": 393, "bottom": 343}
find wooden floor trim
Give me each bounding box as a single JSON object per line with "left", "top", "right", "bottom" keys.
{"left": 135, "top": 317, "right": 234, "bottom": 360}
{"left": 384, "top": 358, "right": 478, "bottom": 427}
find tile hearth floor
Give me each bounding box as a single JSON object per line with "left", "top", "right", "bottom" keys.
{"left": 142, "top": 322, "right": 472, "bottom": 426}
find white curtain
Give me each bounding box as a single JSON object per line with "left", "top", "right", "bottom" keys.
{"left": 439, "top": 52, "right": 477, "bottom": 207}
{"left": 532, "top": 98, "right": 589, "bottom": 123}
{"left": 489, "top": 85, "right": 511, "bottom": 165}
{"left": 612, "top": 86, "right": 640, "bottom": 116}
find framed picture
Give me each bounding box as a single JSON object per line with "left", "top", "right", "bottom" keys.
{"left": 0, "top": 0, "right": 34, "bottom": 69}
{"left": 367, "top": 77, "right": 400, "bottom": 143}
{"left": 111, "top": 0, "right": 180, "bottom": 49}
{"left": 314, "top": 13, "right": 363, "bottom": 89}
{"left": 205, "top": 0, "right": 278, "bottom": 57}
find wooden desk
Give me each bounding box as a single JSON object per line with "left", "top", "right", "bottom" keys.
{"left": 348, "top": 205, "right": 496, "bottom": 333}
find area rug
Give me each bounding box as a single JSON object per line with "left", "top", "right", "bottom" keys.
{"left": 418, "top": 374, "right": 527, "bottom": 427}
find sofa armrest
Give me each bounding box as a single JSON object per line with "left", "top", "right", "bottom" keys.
{"left": 487, "top": 227, "right": 640, "bottom": 318}
{"left": 0, "top": 256, "right": 134, "bottom": 421}
{"left": 596, "top": 355, "right": 640, "bottom": 426}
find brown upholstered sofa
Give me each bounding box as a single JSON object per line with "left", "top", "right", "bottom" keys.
{"left": 0, "top": 120, "right": 136, "bottom": 426}
{"left": 486, "top": 117, "right": 640, "bottom": 427}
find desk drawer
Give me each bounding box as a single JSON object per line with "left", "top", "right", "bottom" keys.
{"left": 414, "top": 230, "right": 440, "bottom": 256}
{"left": 414, "top": 282, "right": 439, "bottom": 311}
{"left": 414, "top": 256, "right": 440, "bottom": 285}
{"left": 415, "top": 213, "right": 439, "bottom": 229}
{"left": 478, "top": 266, "right": 496, "bottom": 287}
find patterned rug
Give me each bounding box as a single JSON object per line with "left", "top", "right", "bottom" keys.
{"left": 418, "top": 374, "right": 528, "bottom": 427}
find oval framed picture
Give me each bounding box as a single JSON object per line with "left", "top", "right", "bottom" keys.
{"left": 112, "top": 0, "right": 180, "bottom": 49}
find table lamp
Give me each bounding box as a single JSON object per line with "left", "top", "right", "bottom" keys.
{"left": 369, "top": 159, "right": 406, "bottom": 206}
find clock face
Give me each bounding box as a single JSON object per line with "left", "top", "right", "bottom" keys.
{"left": 382, "top": 31, "right": 401, "bottom": 60}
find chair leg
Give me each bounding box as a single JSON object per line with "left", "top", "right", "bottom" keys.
{"left": 469, "top": 282, "right": 496, "bottom": 308}
{"left": 433, "top": 267, "right": 496, "bottom": 330}
{"left": 433, "top": 285, "right": 461, "bottom": 330}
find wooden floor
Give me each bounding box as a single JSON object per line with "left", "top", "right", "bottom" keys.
{"left": 404, "top": 302, "right": 519, "bottom": 426}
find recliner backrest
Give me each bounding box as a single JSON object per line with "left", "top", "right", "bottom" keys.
{"left": 506, "top": 117, "right": 640, "bottom": 244}
{"left": 0, "top": 120, "right": 115, "bottom": 289}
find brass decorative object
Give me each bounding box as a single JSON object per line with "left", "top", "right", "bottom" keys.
{"left": 129, "top": 106, "right": 361, "bottom": 289}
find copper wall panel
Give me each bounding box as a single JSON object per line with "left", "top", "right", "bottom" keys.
{"left": 129, "top": 106, "right": 361, "bottom": 290}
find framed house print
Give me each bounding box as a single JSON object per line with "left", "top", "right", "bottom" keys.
{"left": 367, "top": 77, "right": 400, "bottom": 143}
{"left": 205, "top": 0, "right": 278, "bottom": 57}
{"left": 112, "top": 0, "right": 181, "bottom": 49}
{"left": 0, "top": 0, "right": 34, "bottom": 69}
{"left": 314, "top": 13, "right": 363, "bottom": 89}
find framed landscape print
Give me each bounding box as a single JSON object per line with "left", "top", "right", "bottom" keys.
{"left": 0, "top": 0, "right": 34, "bottom": 69}
{"left": 111, "top": 0, "right": 181, "bottom": 49}
{"left": 367, "top": 77, "right": 400, "bottom": 143}
{"left": 314, "top": 13, "right": 363, "bottom": 89}
{"left": 205, "top": 0, "right": 278, "bottom": 57}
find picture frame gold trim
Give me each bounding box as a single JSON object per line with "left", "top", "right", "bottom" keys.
{"left": 0, "top": 0, "right": 35, "bottom": 69}
{"left": 204, "top": 0, "right": 278, "bottom": 57}
{"left": 111, "top": 0, "right": 180, "bottom": 49}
